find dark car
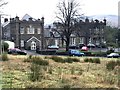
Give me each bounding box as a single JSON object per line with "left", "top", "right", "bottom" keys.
{"left": 107, "top": 53, "right": 119, "bottom": 58}
{"left": 69, "top": 45, "right": 79, "bottom": 49}
{"left": 69, "top": 49, "right": 84, "bottom": 56}
{"left": 47, "top": 45, "right": 59, "bottom": 49}
{"left": 8, "top": 48, "right": 27, "bottom": 55}
{"left": 78, "top": 43, "right": 85, "bottom": 49}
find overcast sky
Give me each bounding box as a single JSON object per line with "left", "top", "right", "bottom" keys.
{"left": 2, "top": 0, "right": 120, "bottom": 24}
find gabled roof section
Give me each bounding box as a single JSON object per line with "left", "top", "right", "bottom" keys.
{"left": 21, "top": 14, "right": 36, "bottom": 21}
{"left": 27, "top": 36, "right": 41, "bottom": 42}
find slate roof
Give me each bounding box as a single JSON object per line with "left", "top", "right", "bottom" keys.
{"left": 21, "top": 14, "right": 36, "bottom": 21}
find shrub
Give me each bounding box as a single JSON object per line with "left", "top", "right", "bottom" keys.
{"left": 64, "top": 57, "right": 80, "bottom": 63}
{"left": 29, "top": 63, "right": 45, "bottom": 82}
{"left": 50, "top": 56, "right": 65, "bottom": 63}
{"left": 28, "top": 56, "right": 49, "bottom": 82}
{"left": 84, "top": 58, "right": 100, "bottom": 64}
{"left": 29, "top": 55, "right": 33, "bottom": 59}
{"left": 106, "top": 61, "right": 117, "bottom": 70}
{"left": 2, "top": 53, "right": 9, "bottom": 61}
{"left": 92, "top": 58, "right": 101, "bottom": 64}
{"left": 84, "top": 58, "right": 93, "bottom": 63}
{"left": 31, "top": 56, "right": 49, "bottom": 66}
{"left": 116, "top": 60, "right": 120, "bottom": 66}
{"left": 70, "top": 58, "right": 80, "bottom": 62}
{"left": 64, "top": 57, "right": 73, "bottom": 63}
{"left": 24, "top": 56, "right": 49, "bottom": 66}
{"left": 23, "top": 58, "right": 32, "bottom": 62}
{"left": 84, "top": 58, "right": 89, "bottom": 62}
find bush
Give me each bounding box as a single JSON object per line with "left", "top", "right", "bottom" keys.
{"left": 28, "top": 56, "right": 49, "bottom": 82}
{"left": 24, "top": 56, "right": 49, "bottom": 66}
{"left": 84, "top": 58, "right": 100, "bottom": 64}
{"left": 84, "top": 58, "right": 93, "bottom": 63}
{"left": 84, "top": 58, "right": 89, "bottom": 62}
{"left": 64, "top": 57, "right": 73, "bottom": 63}
{"left": 31, "top": 56, "right": 49, "bottom": 66}
{"left": 23, "top": 58, "right": 32, "bottom": 62}
{"left": 70, "top": 58, "right": 80, "bottom": 62}
{"left": 92, "top": 58, "right": 101, "bottom": 64}
{"left": 106, "top": 61, "right": 118, "bottom": 71}
{"left": 50, "top": 56, "right": 65, "bottom": 63}
{"left": 64, "top": 57, "right": 80, "bottom": 63}
{"left": 2, "top": 53, "right": 9, "bottom": 61}
{"left": 29, "top": 63, "right": 41, "bottom": 82}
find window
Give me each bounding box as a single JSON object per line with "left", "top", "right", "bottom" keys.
{"left": 27, "top": 25, "right": 34, "bottom": 34}
{"left": 21, "top": 40, "right": 24, "bottom": 47}
{"left": 71, "top": 38, "right": 76, "bottom": 45}
{"left": 20, "top": 27, "right": 24, "bottom": 34}
{"left": 37, "top": 28, "right": 41, "bottom": 34}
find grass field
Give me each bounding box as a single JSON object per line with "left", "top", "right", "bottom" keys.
{"left": 0, "top": 54, "right": 120, "bottom": 89}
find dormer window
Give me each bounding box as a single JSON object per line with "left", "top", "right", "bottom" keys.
{"left": 27, "top": 25, "right": 34, "bottom": 34}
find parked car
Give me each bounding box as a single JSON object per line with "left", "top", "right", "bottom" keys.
{"left": 81, "top": 46, "right": 88, "bottom": 51}
{"left": 107, "top": 53, "right": 119, "bottom": 58}
{"left": 8, "top": 48, "right": 27, "bottom": 55}
{"left": 47, "top": 45, "right": 59, "bottom": 49}
{"left": 87, "top": 43, "right": 95, "bottom": 48}
{"left": 69, "top": 49, "right": 85, "bottom": 56}
{"left": 78, "top": 43, "right": 85, "bottom": 48}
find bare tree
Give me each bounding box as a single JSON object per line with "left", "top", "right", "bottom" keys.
{"left": 0, "top": 0, "right": 7, "bottom": 7}
{"left": 53, "top": 0, "right": 82, "bottom": 51}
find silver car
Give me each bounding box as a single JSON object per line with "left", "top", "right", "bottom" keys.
{"left": 107, "top": 53, "right": 119, "bottom": 58}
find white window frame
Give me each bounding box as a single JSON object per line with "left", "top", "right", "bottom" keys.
{"left": 27, "top": 25, "right": 34, "bottom": 34}
{"left": 21, "top": 40, "right": 24, "bottom": 47}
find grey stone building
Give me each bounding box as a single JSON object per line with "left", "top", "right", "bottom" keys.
{"left": 2, "top": 14, "right": 45, "bottom": 50}
{"left": 49, "top": 18, "right": 107, "bottom": 47}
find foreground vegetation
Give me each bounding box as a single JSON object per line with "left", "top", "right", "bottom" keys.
{"left": 0, "top": 54, "right": 120, "bottom": 89}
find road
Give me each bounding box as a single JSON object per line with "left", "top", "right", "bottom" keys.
{"left": 25, "top": 50, "right": 40, "bottom": 56}
{"left": 25, "top": 48, "right": 120, "bottom": 56}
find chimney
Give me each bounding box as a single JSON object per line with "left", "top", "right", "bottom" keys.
{"left": 4, "top": 18, "right": 8, "bottom": 22}
{"left": 29, "top": 17, "right": 33, "bottom": 21}
{"left": 41, "top": 17, "right": 44, "bottom": 23}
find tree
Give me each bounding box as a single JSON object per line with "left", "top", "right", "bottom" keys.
{"left": 53, "top": 0, "right": 82, "bottom": 51}
{"left": 104, "top": 26, "right": 118, "bottom": 47}
{"left": 0, "top": 0, "right": 7, "bottom": 7}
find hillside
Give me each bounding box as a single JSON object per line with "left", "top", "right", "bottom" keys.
{"left": 88, "top": 15, "right": 118, "bottom": 27}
